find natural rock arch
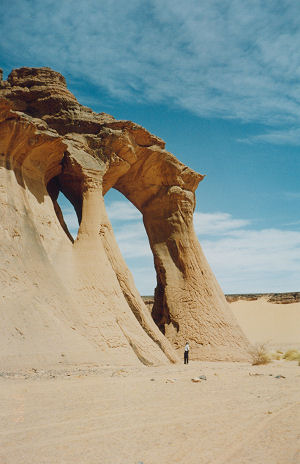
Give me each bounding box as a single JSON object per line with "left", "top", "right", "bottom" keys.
{"left": 0, "top": 67, "right": 250, "bottom": 369}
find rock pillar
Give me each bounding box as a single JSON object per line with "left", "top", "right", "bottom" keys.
{"left": 143, "top": 185, "right": 250, "bottom": 361}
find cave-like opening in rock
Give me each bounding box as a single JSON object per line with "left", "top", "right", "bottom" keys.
{"left": 57, "top": 191, "right": 79, "bottom": 241}
{"left": 104, "top": 188, "right": 156, "bottom": 298}
{"left": 47, "top": 176, "right": 79, "bottom": 243}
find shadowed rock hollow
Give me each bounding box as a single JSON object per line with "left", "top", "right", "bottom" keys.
{"left": 0, "top": 67, "right": 250, "bottom": 368}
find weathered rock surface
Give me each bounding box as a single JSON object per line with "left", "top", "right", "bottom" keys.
{"left": 0, "top": 67, "right": 250, "bottom": 368}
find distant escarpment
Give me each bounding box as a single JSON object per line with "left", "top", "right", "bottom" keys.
{"left": 226, "top": 292, "right": 300, "bottom": 304}
{"left": 143, "top": 292, "right": 300, "bottom": 309}
{"left": 0, "top": 67, "right": 250, "bottom": 368}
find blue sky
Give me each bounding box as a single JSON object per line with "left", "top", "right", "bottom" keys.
{"left": 1, "top": 0, "right": 300, "bottom": 294}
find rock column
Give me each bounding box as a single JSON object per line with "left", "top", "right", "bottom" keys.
{"left": 143, "top": 185, "right": 250, "bottom": 361}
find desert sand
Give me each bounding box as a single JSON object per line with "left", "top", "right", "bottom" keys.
{"left": 2, "top": 296, "right": 300, "bottom": 463}
{"left": 231, "top": 298, "right": 300, "bottom": 351}
{"left": 1, "top": 298, "right": 300, "bottom": 464}
{"left": 1, "top": 357, "right": 300, "bottom": 464}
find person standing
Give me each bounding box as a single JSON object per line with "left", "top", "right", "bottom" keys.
{"left": 184, "top": 342, "right": 189, "bottom": 364}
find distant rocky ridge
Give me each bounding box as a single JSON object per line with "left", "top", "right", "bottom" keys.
{"left": 226, "top": 292, "right": 300, "bottom": 304}
{"left": 143, "top": 292, "right": 300, "bottom": 309}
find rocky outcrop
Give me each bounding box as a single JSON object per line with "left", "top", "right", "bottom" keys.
{"left": 0, "top": 67, "right": 250, "bottom": 368}
{"left": 226, "top": 294, "right": 261, "bottom": 303}
{"left": 268, "top": 293, "right": 300, "bottom": 304}
{"left": 144, "top": 292, "right": 300, "bottom": 307}
{"left": 226, "top": 293, "right": 300, "bottom": 304}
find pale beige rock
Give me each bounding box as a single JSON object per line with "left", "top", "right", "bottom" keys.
{"left": 0, "top": 67, "right": 250, "bottom": 369}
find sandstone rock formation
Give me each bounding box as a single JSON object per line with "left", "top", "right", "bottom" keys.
{"left": 0, "top": 67, "right": 250, "bottom": 368}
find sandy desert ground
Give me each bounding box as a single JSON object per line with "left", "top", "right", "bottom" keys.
{"left": 231, "top": 298, "right": 300, "bottom": 351}
{"left": 1, "top": 298, "right": 300, "bottom": 464}
{"left": 1, "top": 358, "right": 299, "bottom": 464}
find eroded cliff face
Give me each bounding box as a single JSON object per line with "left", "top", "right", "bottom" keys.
{"left": 0, "top": 67, "right": 250, "bottom": 368}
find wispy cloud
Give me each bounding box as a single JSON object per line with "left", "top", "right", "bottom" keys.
{"left": 111, "top": 222, "right": 152, "bottom": 259}
{"left": 284, "top": 192, "right": 300, "bottom": 199}
{"left": 240, "top": 128, "right": 300, "bottom": 146}
{"left": 1, "top": 0, "right": 300, "bottom": 138}
{"left": 104, "top": 201, "right": 152, "bottom": 258}
{"left": 194, "top": 212, "right": 250, "bottom": 236}
{"left": 100, "top": 200, "right": 300, "bottom": 294}
{"left": 202, "top": 228, "right": 300, "bottom": 292}
{"left": 284, "top": 220, "right": 300, "bottom": 227}
{"left": 105, "top": 201, "right": 142, "bottom": 222}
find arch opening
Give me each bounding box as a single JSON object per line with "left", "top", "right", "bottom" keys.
{"left": 47, "top": 176, "right": 79, "bottom": 243}
{"left": 57, "top": 191, "right": 79, "bottom": 241}
{"left": 104, "top": 188, "right": 156, "bottom": 298}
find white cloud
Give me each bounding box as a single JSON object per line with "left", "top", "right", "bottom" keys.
{"left": 240, "top": 128, "right": 300, "bottom": 146}
{"left": 96, "top": 200, "right": 300, "bottom": 294}
{"left": 105, "top": 201, "right": 142, "bottom": 222}
{"left": 202, "top": 228, "right": 300, "bottom": 292}
{"left": 194, "top": 211, "right": 300, "bottom": 292}
{"left": 284, "top": 192, "right": 300, "bottom": 200}
{"left": 284, "top": 220, "right": 300, "bottom": 227}
{"left": 104, "top": 200, "right": 151, "bottom": 258}
{"left": 112, "top": 222, "right": 152, "bottom": 259}
{"left": 1, "top": 0, "right": 300, "bottom": 139}
{"left": 194, "top": 212, "right": 250, "bottom": 236}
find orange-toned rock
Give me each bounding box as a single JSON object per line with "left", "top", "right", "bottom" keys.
{"left": 0, "top": 67, "right": 250, "bottom": 369}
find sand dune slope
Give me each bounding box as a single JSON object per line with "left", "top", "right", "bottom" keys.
{"left": 230, "top": 298, "right": 300, "bottom": 349}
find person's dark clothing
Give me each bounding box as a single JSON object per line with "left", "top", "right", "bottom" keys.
{"left": 184, "top": 350, "right": 189, "bottom": 364}
{"left": 184, "top": 342, "right": 190, "bottom": 364}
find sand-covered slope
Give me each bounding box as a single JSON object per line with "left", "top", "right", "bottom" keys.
{"left": 230, "top": 298, "right": 300, "bottom": 349}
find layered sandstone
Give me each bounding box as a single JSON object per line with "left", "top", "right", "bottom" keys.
{"left": 0, "top": 67, "right": 250, "bottom": 368}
